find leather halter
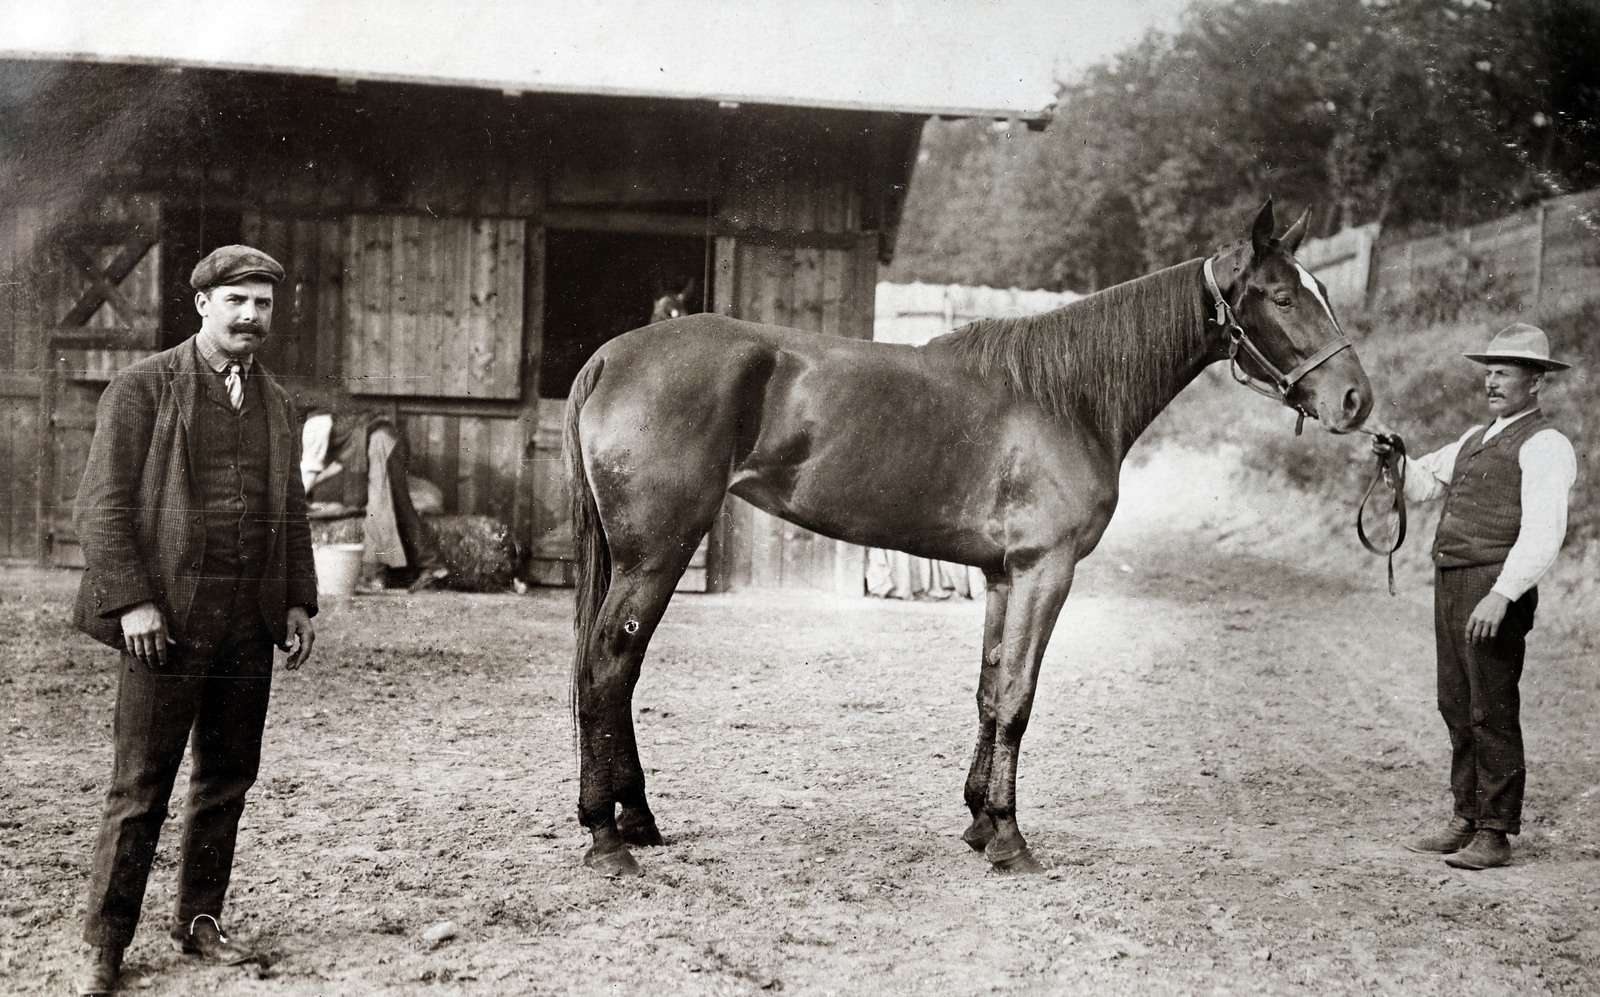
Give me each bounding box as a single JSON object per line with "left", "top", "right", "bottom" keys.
{"left": 1203, "top": 257, "right": 1353, "bottom": 433}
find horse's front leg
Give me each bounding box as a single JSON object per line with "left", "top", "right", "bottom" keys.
{"left": 982, "top": 552, "right": 1076, "bottom": 874}
{"left": 962, "top": 573, "right": 1010, "bottom": 852}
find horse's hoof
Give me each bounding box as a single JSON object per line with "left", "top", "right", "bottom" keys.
{"left": 962, "top": 814, "right": 996, "bottom": 852}
{"left": 986, "top": 843, "right": 1045, "bottom": 875}
{"left": 619, "top": 820, "right": 665, "bottom": 848}
{"left": 583, "top": 845, "right": 643, "bottom": 878}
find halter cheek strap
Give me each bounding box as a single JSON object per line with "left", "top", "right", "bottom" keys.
{"left": 1203, "top": 257, "right": 1353, "bottom": 433}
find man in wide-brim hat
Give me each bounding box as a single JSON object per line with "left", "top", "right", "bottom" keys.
{"left": 1373, "top": 322, "right": 1576, "bottom": 869}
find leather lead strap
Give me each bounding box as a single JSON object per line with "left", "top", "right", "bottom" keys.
{"left": 1357, "top": 434, "right": 1408, "bottom": 595}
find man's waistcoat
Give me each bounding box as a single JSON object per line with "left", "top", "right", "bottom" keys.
{"left": 1433, "top": 410, "right": 1550, "bottom": 568}
{"left": 192, "top": 364, "right": 272, "bottom": 574}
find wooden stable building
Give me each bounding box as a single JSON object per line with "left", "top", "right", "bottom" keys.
{"left": 0, "top": 5, "right": 1052, "bottom": 590}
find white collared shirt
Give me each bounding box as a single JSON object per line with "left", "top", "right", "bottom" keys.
{"left": 194, "top": 332, "right": 255, "bottom": 376}
{"left": 1401, "top": 407, "right": 1577, "bottom": 600}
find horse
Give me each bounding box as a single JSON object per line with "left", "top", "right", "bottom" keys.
{"left": 562, "top": 202, "right": 1373, "bottom": 878}
{"left": 649, "top": 277, "right": 697, "bottom": 325}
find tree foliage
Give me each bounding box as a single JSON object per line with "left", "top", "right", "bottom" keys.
{"left": 889, "top": 0, "right": 1600, "bottom": 291}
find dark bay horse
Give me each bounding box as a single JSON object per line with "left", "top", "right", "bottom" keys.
{"left": 563, "top": 203, "right": 1373, "bottom": 877}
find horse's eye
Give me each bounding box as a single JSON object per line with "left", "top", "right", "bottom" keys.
{"left": 1274, "top": 296, "right": 1293, "bottom": 309}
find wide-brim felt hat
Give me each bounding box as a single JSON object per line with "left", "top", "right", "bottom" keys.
{"left": 190, "top": 245, "right": 285, "bottom": 290}
{"left": 1463, "top": 323, "right": 1569, "bottom": 371}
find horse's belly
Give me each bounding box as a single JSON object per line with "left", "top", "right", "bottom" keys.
{"left": 728, "top": 464, "right": 1002, "bottom": 565}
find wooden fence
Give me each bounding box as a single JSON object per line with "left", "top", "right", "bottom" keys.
{"left": 1301, "top": 188, "right": 1600, "bottom": 316}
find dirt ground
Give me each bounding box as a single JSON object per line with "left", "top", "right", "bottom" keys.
{"left": 2, "top": 452, "right": 1597, "bottom": 997}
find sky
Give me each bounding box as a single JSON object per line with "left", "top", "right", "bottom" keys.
{"left": 0, "top": 0, "right": 1206, "bottom": 117}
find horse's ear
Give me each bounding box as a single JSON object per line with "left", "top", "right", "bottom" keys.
{"left": 1251, "top": 200, "right": 1276, "bottom": 257}
{"left": 1281, "top": 209, "right": 1310, "bottom": 255}
{"left": 681, "top": 276, "right": 697, "bottom": 300}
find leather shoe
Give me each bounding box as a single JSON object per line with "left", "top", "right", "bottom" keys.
{"left": 75, "top": 946, "right": 122, "bottom": 996}
{"left": 1403, "top": 816, "right": 1475, "bottom": 854}
{"left": 171, "top": 916, "right": 257, "bottom": 965}
{"left": 1445, "top": 829, "right": 1511, "bottom": 870}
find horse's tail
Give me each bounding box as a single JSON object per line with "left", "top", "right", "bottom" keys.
{"left": 565, "top": 356, "right": 610, "bottom": 724}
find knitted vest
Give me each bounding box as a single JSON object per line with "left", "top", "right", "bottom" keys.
{"left": 1432, "top": 410, "right": 1550, "bottom": 569}
{"left": 192, "top": 360, "right": 272, "bottom": 578}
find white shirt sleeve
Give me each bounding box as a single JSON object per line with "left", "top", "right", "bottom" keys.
{"left": 301, "top": 413, "right": 333, "bottom": 493}
{"left": 1491, "top": 429, "right": 1578, "bottom": 600}
{"left": 1399, "top": 427, "right": 1480, "bottom": 504}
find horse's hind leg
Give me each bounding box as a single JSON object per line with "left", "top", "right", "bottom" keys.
{"left": 963, "top": 574, "right": 1009, "bottom": 852}
{"left": 575, "top": 550, "right": 698, "bottom": 877}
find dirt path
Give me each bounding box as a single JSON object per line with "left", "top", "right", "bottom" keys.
{"left": 3, "top": 482, "right": 1596, "bottom": 995}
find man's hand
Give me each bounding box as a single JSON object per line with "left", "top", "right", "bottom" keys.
{"left": 121, "top": 602, "right": 173, "bottom": 667}
{"left": 283, "top": 606, "right": 316, "bottom": 669}
{"left": 1370, "top": 429, "right": 1404, "bottom": 488}
{"left": 1466, "top": 592, "right": 1511, "bottom": 644}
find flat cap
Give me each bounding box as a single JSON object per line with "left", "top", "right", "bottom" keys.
{"left": 189, "top": 245, "right": 285, "bottom": 290}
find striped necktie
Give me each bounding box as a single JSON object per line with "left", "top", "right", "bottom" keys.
{"left": 225, "top": 361, "right": 243, "bottom": 411}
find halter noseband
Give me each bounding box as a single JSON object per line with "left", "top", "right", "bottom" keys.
{"left": 1203, "top": 256, "right": 1352, "bottom": 434}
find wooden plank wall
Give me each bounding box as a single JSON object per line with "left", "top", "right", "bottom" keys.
{"left": 228, "top": 81, "right": 546, "bottom": 548}
{"left": 0, "top": 388, "right": 41, "bottom": 561}
{"left": 398, "top": 409, "right": 523, "bottom": 526}
{"left": 240, "top": 214, "right": 342, "bottom": 386}
{"left": 343, "top": 216, "right": 525, "bottom": 399}
{"left": 0, "top": 205, "right": 45, "bottom": 560}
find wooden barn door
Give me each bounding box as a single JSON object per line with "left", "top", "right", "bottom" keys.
{"left": 705, "top": 234, "right": 878, "bottom": 594}
{"left": 39, "top": 196, "right": 165, "bottom": 566}
{"left": 339, "top": 215, "right": 530, "bottom": 544}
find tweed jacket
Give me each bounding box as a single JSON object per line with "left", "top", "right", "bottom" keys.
{"left": 72, "top": 337, "right": 318, "bottom": 650}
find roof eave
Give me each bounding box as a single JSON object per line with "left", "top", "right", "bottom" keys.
{"left": 0, "top": 50, "right": 1055, "bottom": 125}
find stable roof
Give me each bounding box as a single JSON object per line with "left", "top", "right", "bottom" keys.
{"left": 0, "top": 0, "right": 1058, "bottom": 120}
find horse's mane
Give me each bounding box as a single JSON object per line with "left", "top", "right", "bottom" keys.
{"left": 935, "top": 258, "right": 1210, "bottom": 444}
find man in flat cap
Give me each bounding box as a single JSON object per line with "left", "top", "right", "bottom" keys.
{"left": 72, "top": 245, "right": 317, "bottom": 994}
{"left": 1373, "top": 323, "right": 1576, "bottom": 870}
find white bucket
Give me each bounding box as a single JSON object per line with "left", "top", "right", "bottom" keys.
{"left": 313, "top": 543, "right": 366, "bottom": 597}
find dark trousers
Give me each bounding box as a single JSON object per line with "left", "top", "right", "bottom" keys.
{"left": 1433, "top": 564, "right": 1536, "bottom": 835}
{"left": 82, "top": 574, "right": 274, "bottom": 948}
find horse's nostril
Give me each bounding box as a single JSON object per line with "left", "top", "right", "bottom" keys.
{"left": 1343, "top": 388, "right": 1362, "bottom": 415}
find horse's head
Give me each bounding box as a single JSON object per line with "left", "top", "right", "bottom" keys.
{"left": 1208, "top": 202, "right": 1373, "bottom": 434}
{"left": 650, "top": 277, "right": 698, "bottom": 325}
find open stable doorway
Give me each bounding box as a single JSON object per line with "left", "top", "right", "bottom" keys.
{"left": 539, "top": 229, "right": 708, "bottom": 398}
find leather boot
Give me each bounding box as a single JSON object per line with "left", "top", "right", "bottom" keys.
{"left": 1445, "top": 829, "right": 1511, "bottom": 870}
{"left": 1403, "top": 816, "right": 1475, "bottom": 854}
{"left": 75, "top": 946, "right": 122, "bottom": 996}
{"left": 171, "top": 916, "right": 257, "bottom": 965}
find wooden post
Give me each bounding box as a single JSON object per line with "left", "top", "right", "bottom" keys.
{"left": 1531, "top": 203, "right": 1547, "bottom": 312}
{"left": 705, "top": 236, "right": 740, "bottom": 593}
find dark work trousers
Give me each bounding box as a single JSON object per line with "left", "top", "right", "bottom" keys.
{"left": 1433, "top": 563, "right": 1537, "bottom": 835}
{"left": 82, "top": 574, "right": 275, "bottom": 948}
